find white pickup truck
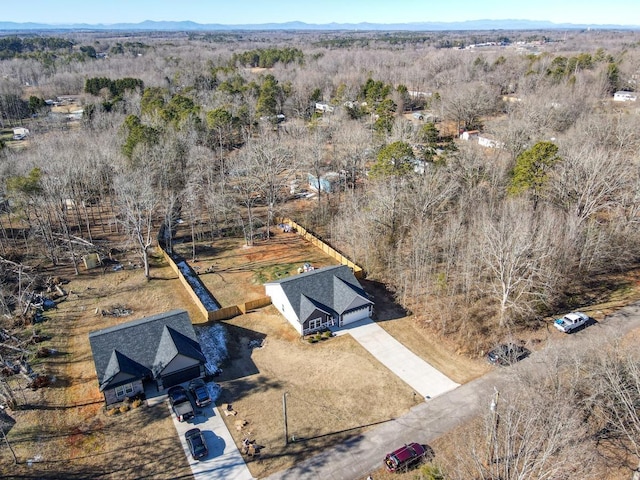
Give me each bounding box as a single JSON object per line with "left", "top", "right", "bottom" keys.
{"left": 554, "top": 312, "right": 589, "bottom": 333}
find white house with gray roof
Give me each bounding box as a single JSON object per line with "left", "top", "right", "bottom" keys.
{"left": 89, "top": 310, "right": 206, "bottom": 405}
{"left": 264, "top": 265, "right": 373, "bottom": 336}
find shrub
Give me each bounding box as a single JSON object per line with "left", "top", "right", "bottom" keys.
{"left": 106, "top": 408, "right": 119, "bottom": 416}
{"left": 417, "top": 464, "right": 445, "bottom": 480}
{"left": 132, "top": 398, "right": 143, "bottom": 408}
{"left": 119, "top": 404, "right": 130, "bottom": 414}
{"left": 322, "top": 330, "right": 332, "bottom": 339}
{"left": 307, "top": 337, "right": 317, "bottom": 344}
{"left": 29, "top": 374, "right": 50, "bottom": 390}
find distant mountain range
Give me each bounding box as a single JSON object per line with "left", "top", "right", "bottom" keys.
{"left": 0, "top": 19, "right": 638, "bottom": 32}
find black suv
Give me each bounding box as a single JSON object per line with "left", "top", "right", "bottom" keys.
{"left": 189, "top": 378, "right": 212, "bottom": 408}
{"left": 185, "top": 428, "right": 208, "bottom": 460}
{"left": 486, "top": 343, "right": 530, "bottom": 366}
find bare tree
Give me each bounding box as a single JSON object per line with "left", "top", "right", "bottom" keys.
{"left": 477, "top": 199, "right": 555, "bottom": 328}
{"left": 586, "top": 339, "right": 640, "bottom": 480}
{"left": 446, "top": 345, "right": 598, "bottom": 480}
{"left": 113, "top": 173, "right": 158, "bottom": 278}
{"left": 244, "top": 135, "right": 296, "bottom": 239}
{"left": 551, "top": 142, "right": 631, "bottom": 227}
{"left": 442, "top": 82, "right": 499, "bottom": 132}
{"left": 229, "top": 149, "right": 263, "bottom": 247}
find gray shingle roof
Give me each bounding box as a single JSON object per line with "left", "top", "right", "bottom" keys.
{"left": 101, "top": 350, "right": 150, "bottom": 390}
{"left": 266, "top": 265, "right": 371, "bottom": 324}
{"left": 299, "top": 294, "right": 332, "bottom": 323}
{"left": 89, "top": 309, "right": 205, "bottom": 390}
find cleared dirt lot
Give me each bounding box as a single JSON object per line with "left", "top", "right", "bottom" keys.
{"left": 172, "top": 230, "right": 340, "bottom": 309}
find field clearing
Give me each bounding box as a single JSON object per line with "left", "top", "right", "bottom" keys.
{"left": 172, "top": 229, "right": 340, "bottom": 308}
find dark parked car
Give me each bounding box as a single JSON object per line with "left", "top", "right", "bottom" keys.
{"left": 486, "top": 343, "right": 530, "bottom": 366}
{"left": 384, "top": 442, "right": 426, "bottom": 472}
{"left": 167, "top": 386, "right": 195, "bottom": 422}
{"left": 189, "top": 378, "right": 212, "bottom": 407}
{"left": 185, "top": 428, "right": 208, "bottom": 460}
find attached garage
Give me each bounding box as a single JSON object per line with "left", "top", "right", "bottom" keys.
{"left": 264, "top": 265, "right": 374, "bottom": 336}
{"left": 160, "top": 364, "right": 202, "bottom": 388}
{"left": 89, "top": 310, "right": 208, "bottom": 405}
{"left": 341, "top": 306, "right": 371, "bottom": 326}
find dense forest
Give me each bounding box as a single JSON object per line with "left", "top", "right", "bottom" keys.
{"left": 1, "top": 27, "right": 640, "bottom": 479}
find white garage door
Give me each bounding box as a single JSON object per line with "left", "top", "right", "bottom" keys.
{"left": 342, "top": 307, "right": 370, "bottom": 326}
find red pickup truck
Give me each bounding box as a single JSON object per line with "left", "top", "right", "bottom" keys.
{"left": 384, "top": 442, "right": 426, "bottom": 472}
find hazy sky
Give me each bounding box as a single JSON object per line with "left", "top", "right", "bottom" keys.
{"left": 5, "top": 0, "right": 640, "bottom": 26}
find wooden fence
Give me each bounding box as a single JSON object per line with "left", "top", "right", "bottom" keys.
{"left": 161, "top": 215, "right": 361, "bottom": 324}
{"left": 277, "top": 218, "right": 364, "bottom": 278}
{"left": 239, "top": 296, "right": 273, "bottom": 313}
{"left": 161, "top": 248, "right": 211, "bottom": 322}
{"left": 161, "top": 247, "right": 272, "bottom": 323}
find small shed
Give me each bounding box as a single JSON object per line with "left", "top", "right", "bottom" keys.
{"left": 12, "top": 127, "right": 29, "bottom": 140}
{"left": 308, "top": 172, "right": 341, "bottom": 193}
{"left": 83, "top": 253, "right": 102, "bottom": 270}
{"left": 460, "top": 130, "right": 479, "bottom": 141}
{"left": 315, "top": 103, "right": 335, "bottom": 113}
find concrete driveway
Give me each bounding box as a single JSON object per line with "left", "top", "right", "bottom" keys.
{"left": 149, "top": 389, "right": 254, "bottom": 480}
{"left": 267, "top": 303, "right": 640, "bottom": 480}
{"left": 333, "top": 318, "right": 459, "bottom": 400}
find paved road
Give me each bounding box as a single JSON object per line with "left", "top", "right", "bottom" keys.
{"left": 265, "top": 302, "right": 640, "bottom": 480}
{"left": 333, "top": 318, "right": 459, "bottom": 399}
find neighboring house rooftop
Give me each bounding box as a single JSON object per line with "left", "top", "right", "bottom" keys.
{"left": 89, "top": 309, "right": 205, "bottom": 391}
{"left": 266, "top": 265, "right": 370, "bottom": 325}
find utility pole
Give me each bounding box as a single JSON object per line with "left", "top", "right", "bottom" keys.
{"left": 486, "top": 387, "right": 500, "bottom": 468}
{"left": 282, "top": 392, "right": 289, "bottom": 446}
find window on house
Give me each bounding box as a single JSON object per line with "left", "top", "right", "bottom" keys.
{"left": 115, "top": 383, "right": 134, "bottom": 398}
{"left": 309, "top": 318, "right": 323, "bottom": 330}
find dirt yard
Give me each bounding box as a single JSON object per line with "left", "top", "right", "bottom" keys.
{"left": 172, "top": 229, "right": 340, "bottom": 309}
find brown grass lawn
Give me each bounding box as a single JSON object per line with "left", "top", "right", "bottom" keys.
{"left": 0, "top": 230, "right": 484, "bottom": 479}
{"left": 215, "top": 306, "right": 421, "bottom": 478}
{"left": 3, "top": 227, "right": 640, "bottom": 479}
{"left": 0, "top": 253, "right": 197, "bottom": 479}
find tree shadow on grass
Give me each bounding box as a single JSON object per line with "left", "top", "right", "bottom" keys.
{"left": 217, "top": 323, "right": 267, "bottom": 381}
{"left": 5, "top": 435, "right": 194, "bottom": 480}
{"left": 0, "top": 409, "right": 16, "bottom": 435}
{"left": 360, "top": 278, "right": 409, "bottom": 322}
